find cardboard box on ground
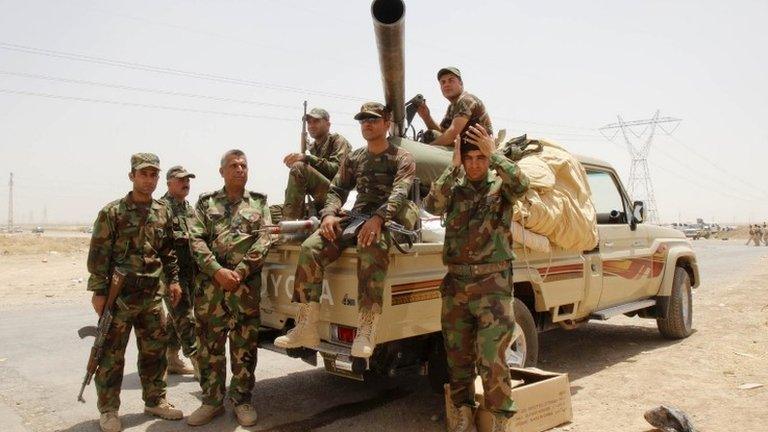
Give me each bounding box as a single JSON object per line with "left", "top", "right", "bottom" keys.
{"left": 446, "top": 367, "right": 573, "bottom": 432}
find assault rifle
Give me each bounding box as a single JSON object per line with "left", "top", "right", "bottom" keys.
{"left": 300, "top": 100, "right": 308, "bottom": 155}
{"left": 340, "top": 210, "right": 420, "bottom": 254}
{"left": 76, "top": 269, "right": 128, "bottom": 403}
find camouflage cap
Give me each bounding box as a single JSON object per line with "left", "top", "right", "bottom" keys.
{"left": 437, "top": 66, "right": 462, "bottom": 80}
{"left": 304, "top": 108, "right": 330, "bottom": 121}
{"left": 353, "top": 102, "right": 390, "bottom": 120}
{"left": 166, "top": 165, "right": 196, "bottom": 180}
{"left": 131, "top": 153, "right": 161, "bottom": 171}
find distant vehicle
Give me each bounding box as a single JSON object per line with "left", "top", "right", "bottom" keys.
{"left": 32, "top": 226, "right": 45, "bottom": 234}
{"left": 80, "top": 226, "right": 93, "bottom": 233}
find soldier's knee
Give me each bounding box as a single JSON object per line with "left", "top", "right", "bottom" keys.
{"left": 289, "top": 161, "right": 308, "bottom": 175}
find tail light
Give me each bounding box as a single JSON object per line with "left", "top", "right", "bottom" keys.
{"left": 331, "top": 324, "right": 357, "bottom": 344}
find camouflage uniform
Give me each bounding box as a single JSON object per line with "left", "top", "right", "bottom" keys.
{"left": 439, "top": 92, "right": 493, "bottom": 137}
{"left": 424, "top": 153, "right": 529, "bottom": 417}
{"left": 159, "top": 192, "right": 198, "bottom": 358}
{"left": 293, "top": 143, "right": 416, "bottom": 314}
{"left": 87, "top": 191, "right": 179, "bottom": 414}
{"left": 276, "top": 133, "right": 351, "bottom": 222}
{"left": 190, "top": 187, "right": 272, "bottom": 407}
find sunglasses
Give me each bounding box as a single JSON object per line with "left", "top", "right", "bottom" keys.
{"left": 357, "top": 117, "right": 381, "bottom": 125}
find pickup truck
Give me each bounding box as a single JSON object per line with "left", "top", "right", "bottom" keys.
{"left": 259, "top": 154, "right": 700, "bottom": 391}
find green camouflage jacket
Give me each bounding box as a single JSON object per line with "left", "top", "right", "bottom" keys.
{"left": 321, "top": 143, "right": 415, "bottom": 222}
{"left": 439, "top": 91, "right": 494, "bottom": 136}
{"left": 424, "top": 153, "right": 529, "bottom": 265}
{"left": 87, "top": 192, "right": 179, "bottom": 293}
{"left": 190, "top": 187, "right": 272, "bottom": 282}
{"left": 305, "top": 132, "right": 352, "bottom": 179}
{"left": 159, "top": 193, "right": 196, "bottom": 283}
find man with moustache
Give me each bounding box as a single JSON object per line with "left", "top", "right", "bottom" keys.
{"left": 159, "top": 165, "right": 199, "bottom": 377}
{"left": 276, "top": 108, "right": 351, "bottom": 221}
{"left": 424, "top": 124, "right": 529, "bottom": 432}
{"left": 274, "top": 102, "right": 418, "bottom": 360}
{"left": 417, "top": 67, "right": 494, "bottom": 147}
{"left": 187, "top": 150, "right": 272, "bottom": 427}
{"left": 86, "top": 153, "right": 184, "bottom": 432}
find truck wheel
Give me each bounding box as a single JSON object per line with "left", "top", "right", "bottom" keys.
{"left": 427, "top": 337, "right": 450, "bottom": 394}
{"left": 657, "top": 267, "right": 693, "bottom": 339}
{"left": 507, "top": 298, "right": 538, "bottom": 368}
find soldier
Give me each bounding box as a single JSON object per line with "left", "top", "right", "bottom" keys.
{"left": 416, "top": 67, "right": 493, "bottom": 147}
{"left": 274, "top": 102, "right": 417, "bottom": 359}
{"left": 424, "top": 124, "right": 529, "bottom": 432}
{"left": 87, "top": 153, "right": 184, "bottom": 432}
{"left": 274, "top": 108, "right": 351, "bottom": 222}
{"left": 747, "top": 224, "right": 759, "bottom": 246}
{"left": 187, "top": 149, "right": 272, "bottom": 427}
{"left": 762, "top": 223, "right": 768, "bottom": 246}
{"left": 160, "top": 165, "right": 199, "bottom": 377}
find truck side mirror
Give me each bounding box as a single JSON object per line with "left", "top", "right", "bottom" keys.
{"left": 630, "top": 200, "right": 645, "bottom": 230}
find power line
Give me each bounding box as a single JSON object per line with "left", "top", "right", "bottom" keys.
{"left": 0, "top": 42, "right": 368, "bottom": 102}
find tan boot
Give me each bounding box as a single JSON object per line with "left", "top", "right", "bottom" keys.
{"left": 186, "top": 404, "right": 224, "bottom": 426}
{"left": 167, "top": 347, "right": 194, "bottom": 375}
{"left": 446, "top": 403, "right": 477, "bottom": 432}
{"left": 99, "top": 411, "right": 121, "bottom": 432}
{"left": 234, "top": 403, "right": 259, "bottom": 427}
{"left": 144, "top": 398, "right": 183, "bottom": 420}
{"left": 487, "top": 413, "right": 511, "bottom": 432}
{"left": 351, "top": 309, "right": 380, "bottom": 358}
{"left": 274, "top": 302, "right": 320, "bottom": 349}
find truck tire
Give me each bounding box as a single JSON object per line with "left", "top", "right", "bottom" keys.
{"left": 656, "top": 267, "right": 693, "bottom": 339}
{"left": 427, "top": 337, "right": 450, "bottom": 394}
{"left": 509, "top": 298, "right": 538, "bottom": 368}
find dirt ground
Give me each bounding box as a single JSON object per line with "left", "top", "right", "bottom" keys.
{"left": 0, "top": 235, "right": 766, "bottom": 431}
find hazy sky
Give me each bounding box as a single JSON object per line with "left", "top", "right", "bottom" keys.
{"left": 1, "top": 0, "right": 767, "bottom": 225}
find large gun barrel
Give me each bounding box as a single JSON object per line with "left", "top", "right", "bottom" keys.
{"left": 371, "top": 0, "right": 406, "bottom": 136}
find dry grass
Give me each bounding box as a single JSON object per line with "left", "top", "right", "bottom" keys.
{"left": 0, "top": 234, "right": 89, "bottom": 255}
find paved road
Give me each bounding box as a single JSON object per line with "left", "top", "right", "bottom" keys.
{"left": 0, "top": 239, "right": 762, "bottom": 432}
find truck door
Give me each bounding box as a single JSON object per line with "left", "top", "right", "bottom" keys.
{"left": 586, "top": 169, "right": 652, "bottom": 309}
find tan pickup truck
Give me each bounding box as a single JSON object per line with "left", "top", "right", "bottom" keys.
{"left": 258, "top": 154, "right": 700, "bottom": 391}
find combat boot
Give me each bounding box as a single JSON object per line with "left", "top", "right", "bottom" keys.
{"left": 186, "top": 404, "right": 224, "bottom": 426}
{"left": 166, "top": 347, "right": 194, "bottom": 375}
{"left": 273, "top": 302, "right": 320, "bottom": 349}
{"left": 446, "top": 403, "right": 477, "bottom": 432}
{"left": 144, "top": 398, "right": 183, "bottom": 420}
{"left": 99, "top": 411, "right": 121, "bottom": 432}
{"left": 485, "top": 412, "right": 512, "bottom": 432}
{"left": 351, "top": 309, "right": 380, "bottom": 358}
{"left": 234, "top": 403, "right": 259, "bottom": 427}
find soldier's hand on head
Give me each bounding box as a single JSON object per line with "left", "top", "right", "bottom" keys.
{"left": 91, "top": 292, "right": 106, "bottom": 316}
{"left": 358, "top": 215, "right": 383, "bottom": 247}
{"left": 465, "top": 124, "right": 495, "bottom": 157}
{"left": 283, "top": 153, "right": 305, "bottom": 168}
{"left": 213, "top": 268, "right": 241, "bottom": 292}
{"left": 320, "top": 215, "right": 341, "bottom": 241}
{"left": 168, "top": 282, "right": 183, "bottom": 307}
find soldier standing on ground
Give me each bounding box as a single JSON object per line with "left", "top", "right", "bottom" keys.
{"left": 416, "top": 67, "right": 494, "bottom": 147}
{"left": 274, "top": 102, "right": 418, "bottom": 360}
{"left": 187, "top": 149, "right": 272, "bottom": 427}
{"left": 160, "top": 165, "right": 200, "bottom": 377}
{"left": 424, "top": 124, "right": 529, "bottom": 432}
{"left": 86, "top": 153, "right": 184, "bottom": 432}
{"left": 273, "top": 108, "right": 351, "bottom": 222}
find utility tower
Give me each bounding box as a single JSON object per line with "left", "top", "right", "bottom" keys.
{"left": 599, "top": 111, "right": 681, "bottom": 223}
{"left": 7, "top": 172, "right": 13, "bottom": 231}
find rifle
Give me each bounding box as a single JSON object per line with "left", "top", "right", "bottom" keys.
{"left": 77, "top": 269, "right": 127, "bottom": 403}
{"left": 340, "top": 210, "right": 420, "bottom": 254}
{"left": 300, "top": 100, "right": 308, "bottom": 154}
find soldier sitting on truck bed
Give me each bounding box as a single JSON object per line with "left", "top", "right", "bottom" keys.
{"left": 416, "top": 66, "right": 494, "bottom": 147}
{"left": 271, "top": 108, "right": 351, "bottom": 222}
{"left": 424, "top": 123, "right": 529, "bottom": 432}
{"left": 274, "top": 102, "right": 418, "bottom": 359}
